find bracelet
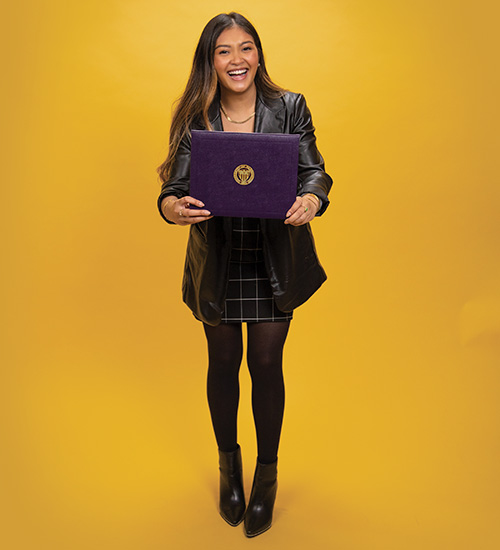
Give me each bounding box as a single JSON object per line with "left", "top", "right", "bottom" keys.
{"left": 162, "top": 195, "right": 176, "bottom": 211}
{"left": 303, "top": 193, "right": 320, "bottom": 209}
{"left": 162, "top": 196, "right": 177, "bottom": 221}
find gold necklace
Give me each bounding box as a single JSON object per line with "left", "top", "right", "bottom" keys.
{"left": 220, "top": 103, "right": 256, "bottom": 124}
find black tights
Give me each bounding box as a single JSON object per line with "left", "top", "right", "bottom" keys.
{"left": 203, "top": 321, "right": 290, "bottom": 464}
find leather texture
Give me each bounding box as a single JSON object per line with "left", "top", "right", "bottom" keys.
{"left": 244, "top": 459, "right": 278, "bottom": 537}
{"left": 158, "top": 91, "right": 333, "bottom": 326}
{"left": 218, "top": 445, "right": 246, "bottom": 526}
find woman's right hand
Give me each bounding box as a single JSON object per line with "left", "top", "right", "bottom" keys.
{"left": 161, "top": 196, "right": 213, "bottom": 226}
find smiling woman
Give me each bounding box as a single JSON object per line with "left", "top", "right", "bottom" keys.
{"left": 156, "top": 11, "right": 333, "bottom": 538}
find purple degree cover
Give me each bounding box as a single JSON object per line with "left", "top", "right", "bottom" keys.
{"left": 190, "top": 130, "right": 299, "bottom": 219}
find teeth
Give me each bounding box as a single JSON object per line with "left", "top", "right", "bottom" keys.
{"left": 228, "top": 69, "right": 247, "bottom": 75}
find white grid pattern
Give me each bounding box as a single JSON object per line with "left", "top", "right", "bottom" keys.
{"left": 220, "top": 218, "right": 293, "bottom": 324}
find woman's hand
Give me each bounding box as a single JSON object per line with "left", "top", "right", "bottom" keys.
{"left": 161, "top": 196, "right": 213, "bottom": 226}
{"left": 284, "top": 194, "right": 320, "bottom": 226}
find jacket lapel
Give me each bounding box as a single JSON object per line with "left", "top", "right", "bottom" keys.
{"left": 255, "top": 94, "right": 285, "bottom": 134}
{"left": 208, "top": 99, "right": 223, "bottom": 131}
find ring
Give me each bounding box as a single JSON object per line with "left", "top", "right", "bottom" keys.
{"left": 304, "top": 206, "right": 308, "bottom": 213}
{"left": 179, "top": 209, "right": 184, "bottom": 217}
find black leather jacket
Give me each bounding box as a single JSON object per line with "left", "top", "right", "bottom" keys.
{"left": 158, "top": 91, "right": 333, "bottom": 325}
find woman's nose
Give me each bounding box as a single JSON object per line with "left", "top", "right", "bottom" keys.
{"left": 230, "top": 52, "right": 243, "bottom": 64}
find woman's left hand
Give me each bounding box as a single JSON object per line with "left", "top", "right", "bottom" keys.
{"left": 284, "top": 195, "right": 320, "bottom": 226}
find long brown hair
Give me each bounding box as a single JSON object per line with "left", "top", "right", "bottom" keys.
{"left": 158, "top": 12, "right": 285, "bottom": 183}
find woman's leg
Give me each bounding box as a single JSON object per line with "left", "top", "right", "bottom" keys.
{"left": 204, "top": 322, "right": 246, "bottom": 526}
{"left": 246, "top": 321, "right": 290, "bottom": 464}
{"left": 203, "top": 322, "right": 243, "bottom": 452}
{"left": 244, "top": 320, "right": 290, "bottom": 537}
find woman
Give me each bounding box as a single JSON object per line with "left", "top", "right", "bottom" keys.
{"left": 157, "top": 12, "right": 332, "bottom": 537}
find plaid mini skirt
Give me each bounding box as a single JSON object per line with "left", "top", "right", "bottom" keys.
{"left": 220, "top": 218, "right": 293, "bottom": 324}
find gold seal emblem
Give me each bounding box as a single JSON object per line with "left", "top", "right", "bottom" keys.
{"left": 233, "top": 164, "right": 255, "bottom": 186}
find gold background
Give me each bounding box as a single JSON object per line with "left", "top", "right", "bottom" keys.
{"left": 2, "top": 1, "right": 499, "bottom": 548}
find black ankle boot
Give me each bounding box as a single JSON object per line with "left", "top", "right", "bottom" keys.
{"left": 218, "top": 445, "right": 245, "bottom": 526}
{"left": 244, "top": 459, "right": 278, "bottom": 537}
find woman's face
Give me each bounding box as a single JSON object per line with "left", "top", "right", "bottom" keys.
{"left": 213, "top": 26, "right": 259, "bottom": 97}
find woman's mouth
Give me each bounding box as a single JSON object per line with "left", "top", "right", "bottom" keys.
{"left": 227, "top": 69, "right": 248, "bottom": 80}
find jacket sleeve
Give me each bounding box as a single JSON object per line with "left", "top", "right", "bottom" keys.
{"left": 157, "top": 131, "right": 192, "bottom": 224}
{"left": 292, "top": 94, "right": 333, "bottom": 216}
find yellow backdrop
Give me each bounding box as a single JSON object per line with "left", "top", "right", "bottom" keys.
{"left": 2, "top": 1, "right": 499, "bottom": 549}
